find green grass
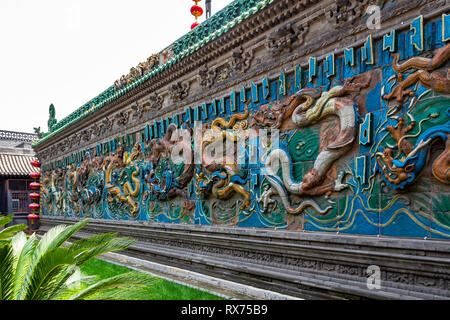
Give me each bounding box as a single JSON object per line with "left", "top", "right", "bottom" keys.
{"left": 80, "top": 258, "right": 225, "bottom": 300}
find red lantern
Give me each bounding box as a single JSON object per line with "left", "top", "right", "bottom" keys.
{"left": 30, "top": 182, "right": 41, "bottom": 189}
{"left": 28, "top": 159, "right": 41, "bottom": 230}
{"left": 30, "top": 172, "right": 41, "bottom": 179}
{"left": 190, "top": 0, "right": 203, "bottom": 29}
{"left": 29, "top": 203, "right": 40, "bottom": 210}
{"left": 27, "top": 214, "right": 39, "bottom": 220}
{"left": 191, "top": 5, "right": 203, "bottom": 18}
{"left": 30, "top": 160, "right": 41, "bottom": 168}
{"left": 29, "top": 193, "right": 41, "bottom": 200}
{"left": 27, "top": 213, "right": 39, "bottom": 227}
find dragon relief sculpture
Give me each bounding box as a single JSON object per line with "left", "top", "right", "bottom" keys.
{"left": 41, "top": 171, "right": 54, "bottom": 214}
{"left": 376, "top": 113, "right": 450, "bottom": 188}
{"left": 196, "top": 108, "right": 251, "bottom": 210}
{"left": 144, "top": 123, "right": 195, "bottom": 201}
{"left": 377, "top": 43, "right": 450, "bottom": 188}
{"left": 65, "top": 151, "right": 105, "bottom": 216}
{"left": 67, "top": 164, "right": 80, "bottom": 215}
{"left": 42, "top": 168, "right": 66, "bottom": 215}
{"left": 383, "top": 43, "right": 450, "bottom": 103}
{"left": 251, "top": 93, "right": 303, "bottom": 129}
{"left": 104, "top": 143, "right": 143, "bottom": 218}
{"left": 258, "top": 75, "right": 370, "bottom": 215}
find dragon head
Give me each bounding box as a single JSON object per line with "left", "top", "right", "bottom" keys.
{"left": 376, "top": 148, "right": 417, "bottom": 189}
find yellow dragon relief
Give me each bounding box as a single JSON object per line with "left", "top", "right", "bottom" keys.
{"left": 41, "top": 172, "right": 53, "bottom": 213}
{"left": 42, "top": 169, "right": 65, "bottom": 215}
{"left": 104, "top": 143, "right": 143, "bottom": 217}
{"left": 67, "top": 164, "right": 80, "bottom": 215}
{"left": 197, "top": 107, "right": 251, "bottom": 210}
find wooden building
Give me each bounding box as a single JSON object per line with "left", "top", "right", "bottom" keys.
{"left": 0, "top": 130, "right": 38, "bottom": 226}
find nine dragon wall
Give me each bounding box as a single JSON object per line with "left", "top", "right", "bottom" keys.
{"left": 39, "top": 14, "right": 450, "bottom": 240}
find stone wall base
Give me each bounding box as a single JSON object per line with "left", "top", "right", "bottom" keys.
{"left": 39, "top": 216, "right": 450, "bottom": 300}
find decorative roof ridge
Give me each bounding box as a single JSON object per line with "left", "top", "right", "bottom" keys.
{"left": 33, "top": 0, "right": 275, "bottom": 147}
{"left": 0, "top": 130, "right": 38, "bottom": 142}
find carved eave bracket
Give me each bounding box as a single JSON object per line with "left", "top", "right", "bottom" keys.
{"left": 198, "top": 64, "right": 218, "bottom": 89}
{"left": 231, "top": 46, "right": 255, "bottom": 74}
{"left": 169, "top": 81, "right": 190, "bottom": 102}
{"left": 325, "top": 0, "right": 370, "bottom": 28}
{"left": 266, "top": 21, "right": 310, "bottom": 56}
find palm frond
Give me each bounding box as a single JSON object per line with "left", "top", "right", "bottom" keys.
{"left": 0, "top": 214, "right": 13, "bottom": 228}
{"left": 23, "top": 247, "right": 76, "bottom": 300}
{"left": 32, "top": 219, "right": 91, "bottom": 264}
{"left": 0, "top": 242, "right": 15, "bottom": 300}
{"left": 30, "top": 225, "right": 67, "bottom": 263}
{"left": 69, "top": 271, "right": 155, "bottom": 300}
{"left": 11, "top": 232, "right": 38, "bottom": 299}
{"left": 50, "top": 272, "right": 98, "bottom": 300}
{"left": 24, "top": 219, "right": 91, "bottom": 296}
{"left": 65, "top": 269, "right": 98, "bottom": 289}
{"left": 11, "top": 232, "right": 28, "bottom": 258}
{"left": 4, "top": 218, "right": 151, "bottom": 301}
{"left": 17, "top": 224, "right": 66, "bottom": 299}
{"left": 83, "top": 286, "right": 153, "bottom": 300}
{"left": 47, "top": 218, "right": 91, "bottom": 249}
{"left": 0, "top": 224, "right": 28, "bottom": 240}
{"left": 45, "top": 265, "right": 80, "bottom": 300}
{"left": 74, "top": 237, "right": 136, "bottom": 266}
{"left": 67, "top": 233, "right": 119, "bottom": 254}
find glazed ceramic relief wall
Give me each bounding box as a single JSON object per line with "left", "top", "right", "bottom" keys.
{"left": 38, "top": 13, "right": 450, "bottom": 239}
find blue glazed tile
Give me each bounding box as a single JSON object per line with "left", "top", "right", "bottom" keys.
{"left": 270, "top": 79, "right": 278, "bottom": 101}
{"left": 381, "top": 65, "right": 397, "bottom": 109}
{"left": 398, "top": 31, "right": 407, "bottom": 61}
{"left": 338, "top": 207, "right": 380, "bottom": 237}
{"left": 287, "top": 73, "right": 295, "bottom": 95}
{"left": 424, "top": 21, "right": 434, "bottom": 51}
{"left": 435, "top": 16, "right": 446, "bottom": 48}
{"left": 335, "top": 56, "right": 344, "bottom": 83}
{"left": 404, "top": 28, "right": 415, "bottom": 59}
{"left": 381, "top": 46, "right": 393, "bottom": 68}
{"left": 195, "top": 200, "right": 212, "bottom": 226}
{"left": 380, "top": 207, "right": 429, "bottom": 239}
{"left": 365, "top": 81, "right": 382, "bottom": 113}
